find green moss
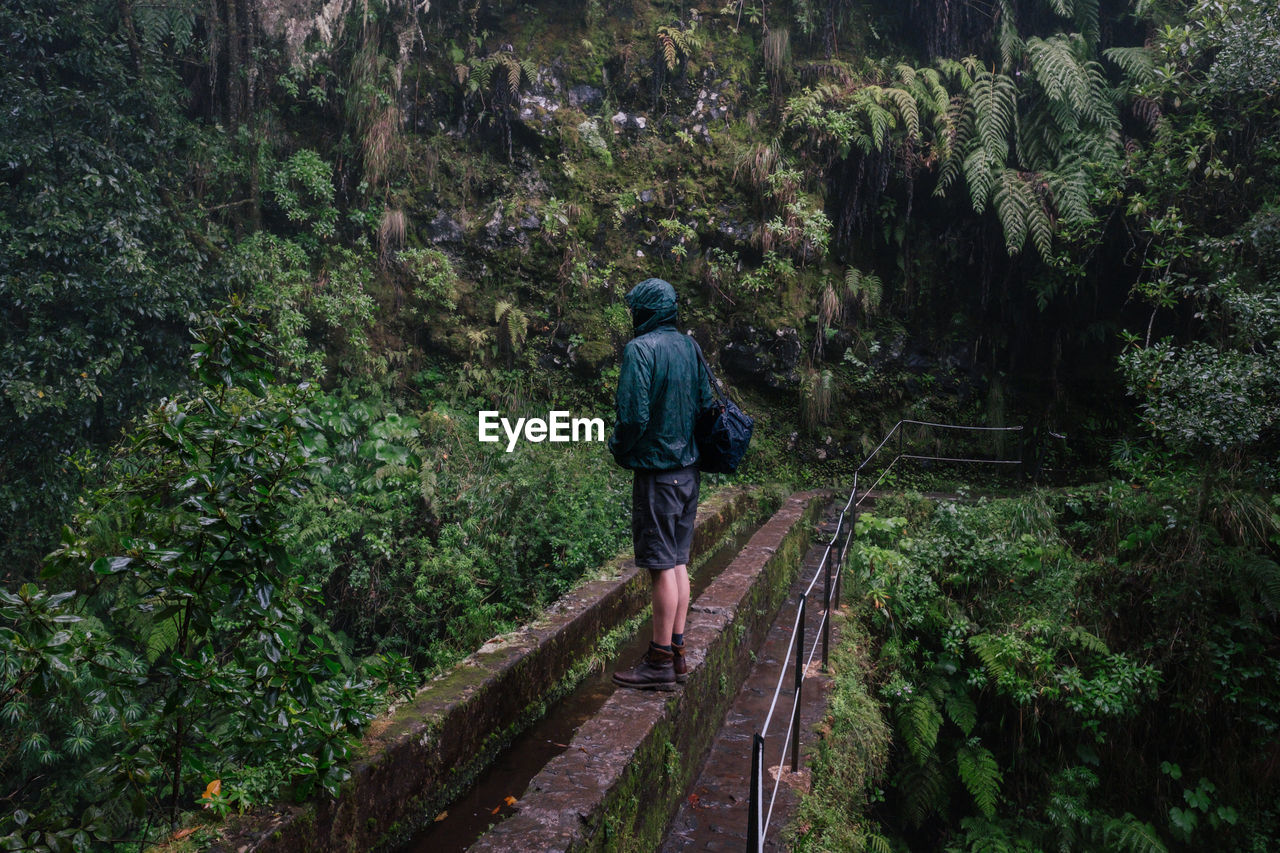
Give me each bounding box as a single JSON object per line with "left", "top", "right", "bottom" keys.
{"left": 786, "top": 614, "right": 891, "bottom": 852}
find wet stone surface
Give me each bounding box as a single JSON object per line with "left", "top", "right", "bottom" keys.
{"left": 661, "top": 516, "right": 843, "bottom": 852}
{"left": 466, "top": 493, "right": 827, "bottom": 853}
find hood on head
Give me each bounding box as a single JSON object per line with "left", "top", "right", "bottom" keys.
{"left": 625, "top": 278, "right": 678, "bottom": 335}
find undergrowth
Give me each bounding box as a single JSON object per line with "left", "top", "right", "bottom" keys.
{"left": 795, "top": 480, "right": 1280, "bottom": 851}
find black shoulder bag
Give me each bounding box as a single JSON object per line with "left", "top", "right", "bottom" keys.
{"left": 691, "top": 340, "right": 754, "bottom": 474}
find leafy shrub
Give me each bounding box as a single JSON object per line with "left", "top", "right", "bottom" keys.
{"left": 285, "top": 392, "right": 631, "bottom": 669}
{"left": 0, "top": 310, "right": 400, "bottom": 849}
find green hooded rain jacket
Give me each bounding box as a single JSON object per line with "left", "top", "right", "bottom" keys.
{"left": 608, "top": 278, "right": 714, "bottom": 471}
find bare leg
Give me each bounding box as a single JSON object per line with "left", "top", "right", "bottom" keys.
{"left": 672, "top": 564, "right": 689, "bottom": 637}
{"left": 651, "top": 568, "right": 678, "bottom": 646}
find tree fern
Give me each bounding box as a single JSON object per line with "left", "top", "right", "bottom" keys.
{"left": 956, "top": 740, "right": 1003, "bottom": 819}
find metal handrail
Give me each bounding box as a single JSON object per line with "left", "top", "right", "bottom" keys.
{"left": 745, "top": 420, "right": 1024, "bottom": 852}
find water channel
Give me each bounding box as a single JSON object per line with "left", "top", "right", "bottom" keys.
{"left": 402, "top": 521, "right": 763, "bottom": 852}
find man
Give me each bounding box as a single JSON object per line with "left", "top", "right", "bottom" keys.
{"left": 609, "top": 278, "right": 713, "bottom": 691}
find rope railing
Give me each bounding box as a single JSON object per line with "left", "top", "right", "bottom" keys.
{"left": 745, "top": 419, "right": 1024, "bottom": 852}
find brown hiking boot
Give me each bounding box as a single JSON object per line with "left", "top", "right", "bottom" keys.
{"left": 612, "top": 642, "right": 677, "bottom": 691}
{"left": 671, "top": 640, "right": 688, "bottom": 683}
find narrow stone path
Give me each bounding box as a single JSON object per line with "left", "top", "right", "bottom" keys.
{"left": 662, "top": 512, "right": 845, "bottom": 851}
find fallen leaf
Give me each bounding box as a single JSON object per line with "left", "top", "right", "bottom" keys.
{"left": 173, "top": 828, "right": 196, "bottom": 840}
{"left": 504, "top": 795, "right": 517, "bottom": 806}
{"left": 491, "top": 805, "right": 501, "bottom": 815}
{"left": 434, "top": 811, "right": 448, "bottom": 822}
{"left": 199, "top": 779, "right": 221, "bottom": 805}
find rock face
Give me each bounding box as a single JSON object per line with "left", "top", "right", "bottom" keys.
{"left": 720, "top": 326, "right": 802, "bottom": 391}
{"left": 538, "top": 326, "right": 577, "bottom": 371}
{"left": 425, "top": 212, "right": 464, "bottom": 245}
{"left": 256, "top": 0, "right": 356, "bottom": 65}
{"left": 567, "top": 84, "right": 603, "bottom": 110}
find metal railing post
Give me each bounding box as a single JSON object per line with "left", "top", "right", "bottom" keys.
{"left": 843, "top": 483, "right": 855, "bottom": 611}
{"left": 747, "top": 733, "right": 763, "bottom": 853}
{"left": 822, "top": 555, "right": 831, "bottom": 671}
{"left": 791, "top": 595, "right": 805, "bottom": 773}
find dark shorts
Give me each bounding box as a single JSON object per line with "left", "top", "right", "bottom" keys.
{"left": 632, "top": 465, "right": 700, "bottom": 570}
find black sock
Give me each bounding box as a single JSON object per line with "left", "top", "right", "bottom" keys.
{"left": 651, "top": 641, "right": 673, "bottom": 653}
{"left": 671, "top": 633, "right": 684, "bottom": 647}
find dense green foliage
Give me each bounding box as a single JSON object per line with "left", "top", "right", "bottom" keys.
{"left": 799, "top": 481, "right": 1280, "bottom": 851}
{"left": 286, "top": 387, "right": 630, "bottom": 668}
{"left": 0, "top": 0, "right": 223, "bottom": 572}
{"left": 1, "top": 311, "right": 398, "bottom": 848}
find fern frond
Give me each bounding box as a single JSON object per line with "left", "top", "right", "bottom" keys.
{"left": 997, "top": 6, "right": 1025, "bottom": 69}
{"left": 146, "top": 611, "right": 180, "bottom": 663}
{"left": 1073, "top": 0, "right": 1101, "bottom": 44}
{"left": 900, "top": 758, "right": 947, "bottom": 827}
{"left": 970, "top": 633, "right": 1008, "bottom": 682}
{"left": 970, "top": 71, "right": 1018, "bottom": 160}
{"left": 417, "top": 464, "right": 437, "bottom": 509}
{"left": 374, "top": 463, "right": 414, "bottom": 484}
{"left": 992, "top": 169, "right": 1051, "bottom": 256}
{"left": 1103, "top": 813, "right": 1169, "bottom": 853}
{"left": 956, "top": 741, "right": 1003, "bottom": 818}
{"left": 1045, "top": 164, "right": 1093, "bottom": 224}
{"left": 899, "top": 691, "right": 943, "bottom": 764}
{"left": 845, "top": 267, "right": 883, "bottom": 315}
{"left": 506, "top": 58, "right": 523, "bottom": 98}
{"left": 1028, "top": 35, "right": 1088, "bottom": 106}
{"left": 882, "top": 86, "right": 921, "bottom": 139}
{"left": 962, "top": 148, "right": 999, "bottom": 214}
{"left": 656, "top": 26, "right": 692, "bottom": 73}
{"left": 944, "top": 689, "right": 978, "bottom": 736}
{"left": 1104, "top": 46, "right": 1156, "bottom": 86}
{"left": 1062, "top": 625, "right": 1108, "bottom": 654}
{"left": 937, "top": 56, "right": 978, "bottom": 89}
{"left": 866, "top": 834, "right": 893, "bottom": 853}
{"left": 1228, "top": 551, "right": 1280, "bottom": 614}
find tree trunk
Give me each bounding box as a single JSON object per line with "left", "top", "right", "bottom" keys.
{"left": 224, "top": 0, "right": 241, "bottom": 125}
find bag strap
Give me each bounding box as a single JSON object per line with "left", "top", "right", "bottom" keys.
{"left": 690, "top": 337, "right": 728, "bottom": 403}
